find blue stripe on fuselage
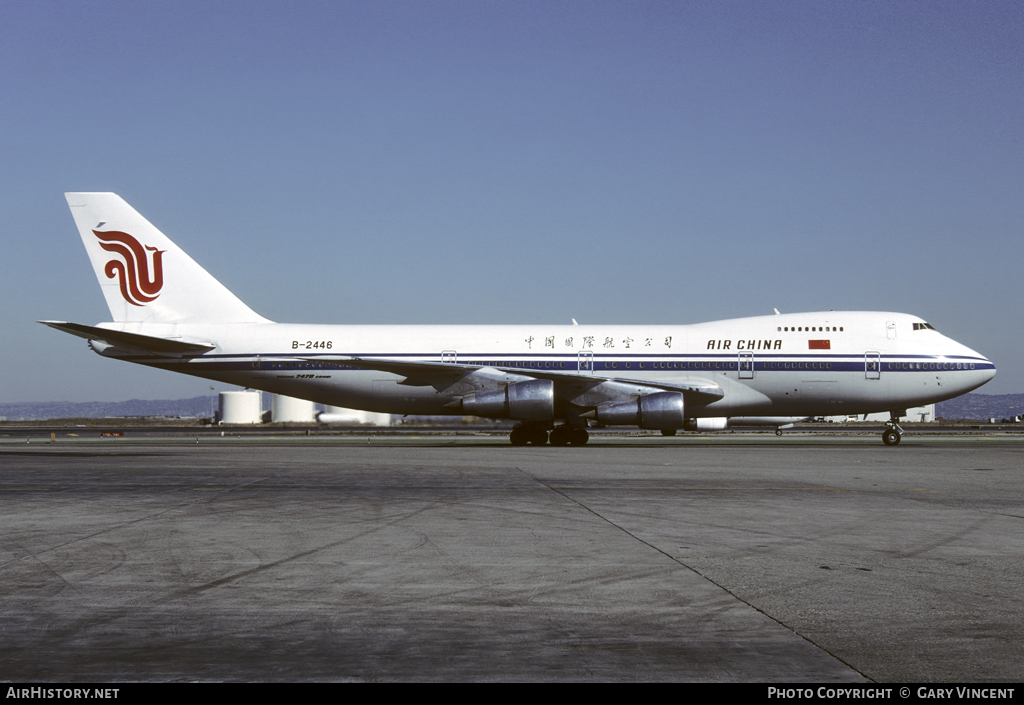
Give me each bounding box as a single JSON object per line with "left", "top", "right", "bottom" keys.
{"left": 131, "top": 351, "right": 993, "bottom": 374}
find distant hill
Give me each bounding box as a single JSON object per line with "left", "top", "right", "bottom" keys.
{"left": 0, "top": 396, "right": 219, "bottom": 421}
{"left": 935, "top": 393, "right": 1024, "bottom": 421}
{"left": 1, "top": 392, "right": 1021, "bottom": 422}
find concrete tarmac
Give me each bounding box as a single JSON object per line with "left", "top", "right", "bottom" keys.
{"left": 0, "top": 433, "right": 1021, "bottom": 682}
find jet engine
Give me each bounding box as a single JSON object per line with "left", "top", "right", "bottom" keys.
{"left": 593, "top": 391, "right": 685, "bottom": 430}
{"left": 460, "top": 379, "right": 554, "bottom": 420}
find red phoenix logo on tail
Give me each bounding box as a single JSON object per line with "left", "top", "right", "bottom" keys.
{"left": 93, "top": 230, "right": 165, "bottom": 306}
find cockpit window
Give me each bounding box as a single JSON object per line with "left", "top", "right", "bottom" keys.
{"left": 913, "top": 322, "right": 936, "bottom": 331}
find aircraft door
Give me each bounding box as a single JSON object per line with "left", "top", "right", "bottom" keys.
{"left": 865, "top": 351, "right": 881, "bottom": 380}
{"left": 886, "top": 321, "right": 897, "bottom": 339}
{"left": 578, "top": 350, "right": 594, "bottom": 374}
{"left": 738, "top": 351, "right": 754, "bottom": 379}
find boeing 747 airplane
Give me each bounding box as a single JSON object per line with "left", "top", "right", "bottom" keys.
{"left": 42, "top": 193, "right": 995, "bottom": 445}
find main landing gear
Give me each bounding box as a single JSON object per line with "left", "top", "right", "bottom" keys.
{"left": 550, "top": 425, "right": 589, "bottom": 446}
{"left": 882, "top": 416, "right": 904, "bottom": 446}
{"left": 510, "top": 423, "right": 589, "bottom": 446}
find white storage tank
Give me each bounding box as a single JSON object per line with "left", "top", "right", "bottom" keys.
{"left": 271, "top": 394, "right": 317, "bottom": 423}
{"left": 218, "top": 391, "right": 262, "bottom": 424}
{"left": 318, "top": 405, "right": 392, "bottom": 426}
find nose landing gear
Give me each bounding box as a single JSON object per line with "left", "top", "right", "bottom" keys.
{"left": 882, "top": 416, "right": 904, "bottom": 446}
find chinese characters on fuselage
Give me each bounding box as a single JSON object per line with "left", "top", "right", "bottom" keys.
{"left": 525, "top": 335, "right": 674, "bottom": 349}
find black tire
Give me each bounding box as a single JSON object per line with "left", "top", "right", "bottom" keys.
{"left": 661, "top": 429, "right": 677, "bottom": 437}
{"left": 510, "top": 428, "right": 529, "bottom": 446}
{"left": 882, "top": 429, "right": 901, "bottom": 446}
{"left": 529, "top": 428, "right": 549, "bottom": 445}
{"left": 549, "top": 427, "right": 570, "bottom": 446}
{"left": 569, "top": 428, "right": 589, "bottom": 446}
{"left": 776, "top": 429, "right": 783, "bottom": 437}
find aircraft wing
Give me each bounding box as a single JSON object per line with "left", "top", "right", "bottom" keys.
{"left": 39, "top": 321, "right": 216, "bottom": 355}
{"left": 312, "top": 356, "right": 478, "bottom": 380}
{"left": 304, "top": 356, "right": 725, "bottom": 404}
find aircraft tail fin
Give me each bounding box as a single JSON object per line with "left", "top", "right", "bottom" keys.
{"left": 65, "top": 192, "right": 270, "bottom": 324}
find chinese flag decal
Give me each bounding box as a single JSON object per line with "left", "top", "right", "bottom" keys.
{"left": 808, "top": 340, "right": 831, "bottom": 350}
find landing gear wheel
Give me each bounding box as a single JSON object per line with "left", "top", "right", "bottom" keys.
{"left": 776, "top": 429, "right": 783, "bottom": 437}
{"left": 549, "top": 427, "right": 570, "bottom": 446}
{"left": 883, "top": 415, "right": 905, "bottom": 446}
{"left": 569, "top": 428, "right": 589, "bottom": 446}
{"left": 661, "top": 429, "right": 677, "bottom": 437}
{"left": 882, "top": 429, "right": 901, "bottom": 446}
{"left": 511, "top": 423, "right": 550, "bottom": 446}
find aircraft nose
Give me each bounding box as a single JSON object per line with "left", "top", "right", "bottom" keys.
{"left": 937, "top": 332, "right": 996, "bottom": 394}
{"left": 979, "top": 358, "right": 997, "bottom": 383}
{"left": 957, "top": 347, "right": 996, "bottom": 392}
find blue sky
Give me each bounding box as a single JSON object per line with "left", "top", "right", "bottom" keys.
{"left": 2, "top": 0, "right": 1022, "bottom": 401}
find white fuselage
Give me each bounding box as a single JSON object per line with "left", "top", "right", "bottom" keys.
{"left": 99, "top": 310, "right": 995, "bottom": 419}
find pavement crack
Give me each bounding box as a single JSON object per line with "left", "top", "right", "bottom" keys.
{"left": 4, "top": 539, "right": 71, "bottom": 589}
{"left": 0, "top": 476, "right": 276, "bottom": 571}
{"left": 514, "top": 466, "right": 874, "bottom": 682}
{"left": 898, "top": 515, "right": 993, "bottom": 558}
{"left": 171, "top": 504, "right": 436, "bottom": 597}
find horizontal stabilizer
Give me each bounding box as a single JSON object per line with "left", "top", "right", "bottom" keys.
{"left": 39, "top": 321, "right": 215, "bottom": 355}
